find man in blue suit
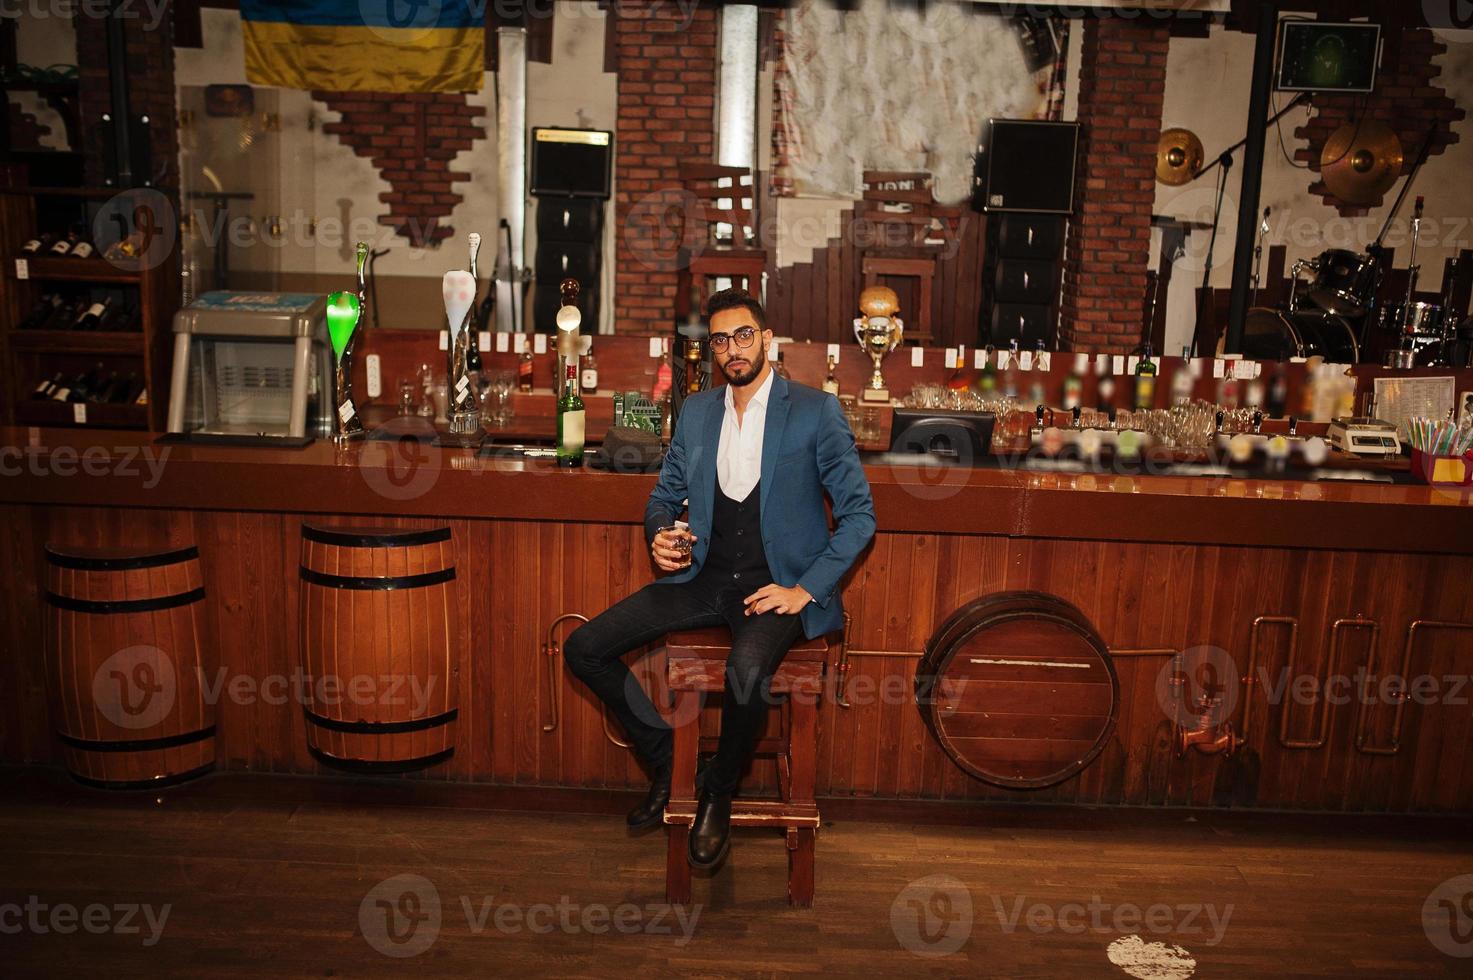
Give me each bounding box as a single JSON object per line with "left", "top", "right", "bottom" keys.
{"left": 564, "top": 288, "right": 875, "bottom": 869}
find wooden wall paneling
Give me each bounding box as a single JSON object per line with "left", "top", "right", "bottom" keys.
{"left": 0, "top": 506, "right": 47, "bottom": 764}
{"left": 825, "top": 238, "right": 841, "bottom": 344}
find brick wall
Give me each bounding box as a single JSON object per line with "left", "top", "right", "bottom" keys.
{"left": 76, "top": 6, "right": 179, "bottom": 192}
{"left": 1058, "top": 16, "right": 1170, "bottom": 354}
{"left": 611, "top": 0, "right": 718, "bottom": 335}
{"left": 1294, "top": 28, "right": 1464, "bottom": 216}
{"left": 314, "top": 92, "right": 486, "bottom": 248}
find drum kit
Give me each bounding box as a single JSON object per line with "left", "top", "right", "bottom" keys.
{"left": 1158, "top": 120, "right": 1472, "bottom": 368}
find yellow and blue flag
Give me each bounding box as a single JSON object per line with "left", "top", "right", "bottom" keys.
{"left": 241, "top": 0, "right": 484, "bottom": 93}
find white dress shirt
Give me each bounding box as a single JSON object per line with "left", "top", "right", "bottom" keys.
{"left": 716, "top": 366, "right": 773, "bottom": 503}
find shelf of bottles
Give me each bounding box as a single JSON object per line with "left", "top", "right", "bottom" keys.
{"left": 8, "top": 221, "right": 154, "bottom": 428}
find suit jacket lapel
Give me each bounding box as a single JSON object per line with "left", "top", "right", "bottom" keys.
{"left": 759, "top": 372, "right": 791, "bottom": 522}
{"left": 699, "top": 394, "right": 724, "bottom": 522}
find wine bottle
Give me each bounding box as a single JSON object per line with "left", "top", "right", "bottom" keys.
{"left": 556, "top": 359, "right": 585, "bottom": 468}
{"left": 50, "top": 371, "right": 86, "bottom": 402}
{"left": 1062, "top": 353, "right": 1086, "bottom": 411}
{"left": 19, "top": 294, "right": 61, "bottom": 330}
{"left": 49, "top": 230, "right": 79, "bottom": 257}
{"left": 1133, "top": 342, "right": 1157, "bottom": 411}
{"left": 20, "top": 233, "right": 55, "bottom": 254}
{"left": 113, "top": 371, "right": 141, "bottom": 404}
{"left": 89, "top": 371, "right": 120, "bottom": 403}
{"left": 517, "top": 340, "right": 534, "bottom": 392}
{"left": 75, "top": 296, "right": 113, "bottom": 331}
{"left": 31, "top": 371, "right": 64, "bottom": 399}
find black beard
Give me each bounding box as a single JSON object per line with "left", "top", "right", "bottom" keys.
{"left": 721, "top": 347, "right": 766, "bottom": 387}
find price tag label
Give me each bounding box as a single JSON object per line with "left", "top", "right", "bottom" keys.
{"left": 14, "top": 259, "right": 28, "bottom": 280}
{"left": 495, "top": 332, "right": 510, "bottom": 353}
{"left": 533, "top": 334, "right": 547, "bottom": 355}
{"left": 438, "top": 330, "right": 449, "bottom": 351}
{"left": 973, "top": 349, "right": 986, "bottom": 369}
{"left": 1019, "top": 351, "right": 1033, "bottom": 371}
{"left": 1036, "top": 351, "right": 1051, "bottom": 372}
{"left": 1095, "top": 353, "right": 1109, "bottom": 375}
{"left": 827, "top": 343, "right": 840, "bottom": 361}
{"left": 945, "top": 348, "right": 957, "bottom": 369}
{"left": 338, "top": 400, "right": 355, "bottom": 424}
{"left": 910, "top": 347, "right": 924, "bottom": 367}
{"left": 478, "top": 331, "right": 491, "bottom": 350}
{"left": 649, "top": 336, "right": 663, "bottom": 358}
{"left": 1233, "top": 359, "right": 1255, "bottom": 380}
{"left": 1111, "top": 355, "right": 1124, "bottom": 375}
{"left": 1213, "top": 358, "right": 1226, "bottom": 378}
{"left": 73, "top": 403, "right": 87, "bottom": 424}
{"left": 1127, "top": 356, "right": 1140, "bottom": 374}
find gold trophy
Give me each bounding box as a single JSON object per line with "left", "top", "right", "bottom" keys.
{"left": 853, "top": 285, "right": 904, "bottom": 404}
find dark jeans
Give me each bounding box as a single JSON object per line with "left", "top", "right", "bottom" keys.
{"left": 563, "top": 573, "right": 805, "bottom": 796}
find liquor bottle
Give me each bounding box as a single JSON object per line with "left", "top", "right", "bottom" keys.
{"left": 1266, "top": 364, "right": 1288, "bottom": 418}
{"left": 51, "top": 369, "right": 91, "bottom": 402}
{"left": 652, "top": 339, "right": 673, "bottom": 401}
{"left": 517, "top": 340, "right": 534, "bottom": 392}
{"left": 89, "top": 371, "right": 120, "bottom": 403}
{"left": 465, "top": 233, "right": 482, "bottom": 375}
{"left": 1002, "top": 340, "right": 1021, "bottom": 400}
{"left": 20, "top": 232, "right": 55, "bottom": 254}
{"left": 774, "top": 350, "right": 790, "bottom": 380}
{"left": 556, "top": 359, "right": 585, "bottom": 468}
{"left": 1096, "top": 371, "right": 1116, "bottom": 412}
{"left": 31, "top": 371, "right": 64, "bottom": 399}
{"left": 822, "top": 355, "right": 840, "bottom": 396}
{"left": 1062, "top": 353, "right": 1086, "bottom": 411}
{"left": 1170, "top": 353, "right": 1195, "bottom": 406}
{"left": 75, "top": 296, "right": 113, "bottom": 331}
{"left": 69, "top": 226, "right": 96, "bottom": 260}
{"left": 974, "top": 347, "right": 997, "bottom": 396}
{"left": 122, "top": 373, "right": 146, "bottom": 405}
{"left": 580, "top": 345, "right": 599, "bottom": 394}
{"left": 1133, "top": 342, "right": 1157, "bottom": 411}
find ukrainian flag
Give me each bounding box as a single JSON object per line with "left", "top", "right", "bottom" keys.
{"left": 241, "top": 0, "right": 484, "bottom": 93}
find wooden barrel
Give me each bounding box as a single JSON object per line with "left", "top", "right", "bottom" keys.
{"left": 915, "top": 591, "right": 1118, "bottom": 790}
{"left": 44, "top": 545, "right": 215, "bottom": 789}
{"left": 298, "top": 525, "right": 458, "bottom": 772}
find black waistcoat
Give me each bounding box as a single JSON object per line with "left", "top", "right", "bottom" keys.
{"left": 699, "top": 481, "right": 772, "bottom": 588}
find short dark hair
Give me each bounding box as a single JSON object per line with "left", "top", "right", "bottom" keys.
{"left": 705, "top": 287, "right": 766, "bottom": 330}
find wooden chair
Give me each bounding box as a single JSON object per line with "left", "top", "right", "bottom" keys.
{"left": 662, "top": 626, "right": 832, "bottom": 908}
{"left": 675, "top": 163, "right": 769, "bottom": 318}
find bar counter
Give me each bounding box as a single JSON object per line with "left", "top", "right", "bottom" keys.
{"left": 2, "top": 425, "right": 1472, "bottom": 813}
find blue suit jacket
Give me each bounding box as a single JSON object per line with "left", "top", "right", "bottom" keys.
{"left": 644, "top": 372, "right": 876, "bottom": 640}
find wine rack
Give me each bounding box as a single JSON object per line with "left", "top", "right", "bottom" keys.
{"left": 0, "top": 186, "right": 178, "bottom": 431}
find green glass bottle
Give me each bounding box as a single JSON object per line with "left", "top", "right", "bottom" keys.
{"left": 1134, "top": 342, "right": 1158, "bottom": 411}
{"left": 556, "top": 359, "right": 585, "bottom": 467}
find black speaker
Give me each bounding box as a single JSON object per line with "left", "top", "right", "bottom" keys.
{"left": 990, "top": 304, "right": 1054, "bottom": 348}
{"left": 981, "top": 119, "right": 1079, "bottom": 214}
{"left": 530, "top": 128, "right": 613, "bottom": 199}
{"left": 536, "top": 197, "right": 604, "bottom": 243}
{"left": 995, "top": 213, "right": 1066, "bottom": 259}
{"left": 993, "top": 259, "right": 1057, "bottom": 306}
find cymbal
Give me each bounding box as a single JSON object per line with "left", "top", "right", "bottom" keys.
{"left": 1156, "top": 128, "right": 1204, "bottom": 186}
{"left": 1321, "top": 120, "right": 1404, "bottom": 205}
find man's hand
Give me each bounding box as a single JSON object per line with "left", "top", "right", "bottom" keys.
{"left": 743, "top": 584, "right": 812, "bottom": 616}
{"left": 651, "top": 527, "right": 697, "bottom": 573}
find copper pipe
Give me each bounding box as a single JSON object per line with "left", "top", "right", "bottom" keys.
{"left": 540, "top": 613, "right": 588, "bottom": 735}
{"left": 835, "top": 612, "right": 853, "bottom": 708}
{"left": 1246, "top": 616, "right": 1296, "bottom": 742}
{"left": 1280, "top": 617, "right": 1374, "bottom": 750}
{"left": 1357, "top": 619, "right": 1473, "bottom": 755}
{"left": 1107, "top": 648, "right": 1178, "bottom": 657}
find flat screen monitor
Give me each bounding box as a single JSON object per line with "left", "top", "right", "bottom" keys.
{"left": 1276, "top": 21, "right": 1381, "bottom": 94}
{"left": 889, "top": 409, "right": 994, "bottom": 463}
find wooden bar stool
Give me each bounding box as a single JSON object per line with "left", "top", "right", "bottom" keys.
{"left": 662, "top": 627, "right": 831, "bottom": 908}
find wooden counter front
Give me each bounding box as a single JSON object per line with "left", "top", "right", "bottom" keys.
{"left": 1, "top": 426, "right": 1471, "bottom": 813}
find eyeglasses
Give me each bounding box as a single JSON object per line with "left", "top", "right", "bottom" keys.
{"left": 709, "top": 326, "right": 759, "bottom": 353}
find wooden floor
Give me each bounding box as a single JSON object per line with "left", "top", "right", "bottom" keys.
{"left": 2, "top": 769, "right": 1472, "bottom": 979}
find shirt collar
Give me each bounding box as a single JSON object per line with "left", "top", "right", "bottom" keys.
{"left": 724, "top": 363, "right": 775, "bottom": 414}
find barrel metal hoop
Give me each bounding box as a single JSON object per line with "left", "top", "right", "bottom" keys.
{"left": 69, "top": 762, "right": 215, "bottom": 792}
{"left": 300, "top": 526, "right": 452, "bottom": 548}
{"left": 44, "top": 545, "right": 200, "bottom": 571}
{"left": 57, "top": 724, "right": 216, "bottom": 753}
{"left": 45, "top": 587, "right": 206, "bottom": 614}
{"left": 307, "top": 745, "right": 455, "bottom": 774}
{"left": 303, "top": 707, "right": 458, "bottom": 735}
{"left": 298, "top": 566, "right": 455, "bottom": 591}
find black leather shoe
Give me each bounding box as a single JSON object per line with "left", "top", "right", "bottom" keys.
{"left": 687, "top": 788, "right": 732, "bottom": 869}
{"left": 626, "top": 762, "right": 672, "bottom": 830}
